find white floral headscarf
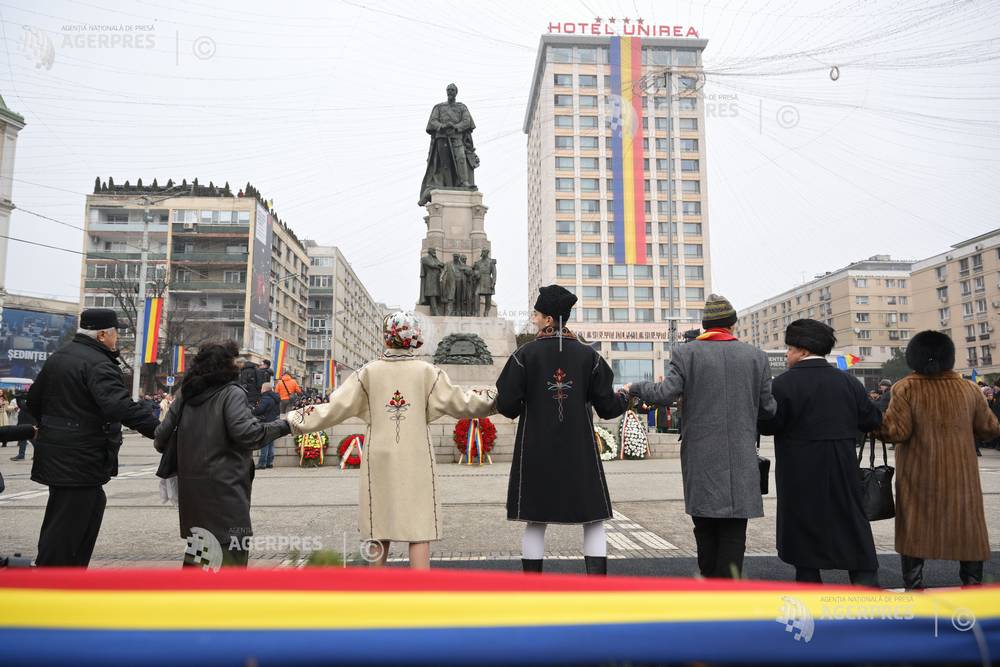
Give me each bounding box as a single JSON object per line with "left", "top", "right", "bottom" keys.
{"left": 383, "top": 311, "right": 423, "bottom": 350}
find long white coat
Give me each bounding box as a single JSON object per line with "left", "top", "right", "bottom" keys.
{"left": 290, "top": 348, "right": 493, "bottom": 542}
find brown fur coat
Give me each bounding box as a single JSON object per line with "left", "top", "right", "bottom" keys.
{"left": 877, "top": 372, "right": 999, "bottom": 561}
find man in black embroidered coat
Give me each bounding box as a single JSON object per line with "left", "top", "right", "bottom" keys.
{"left": 496, "top": 285, "right": 628, "bottom": 575}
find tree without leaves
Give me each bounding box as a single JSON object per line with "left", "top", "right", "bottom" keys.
{"left": 103, "top": 266, "right": 168, "bottom": 386}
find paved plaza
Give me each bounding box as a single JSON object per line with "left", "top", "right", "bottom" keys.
{"left": 2, "top": 434, "right": 999, "bottom": 587}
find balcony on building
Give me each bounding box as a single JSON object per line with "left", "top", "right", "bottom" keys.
{"left": 171, "top": 240, "right": 249, "bottom": 266}
{"left": 88, "top": 207, "right": 170, "bottom": 235}
{"left": 169, "top": 267, "right": 247, "bottom": 294}
{"left": 172, "top": 208, "right": 251, "bottom": 237}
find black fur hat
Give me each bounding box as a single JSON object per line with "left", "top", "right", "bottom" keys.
{"left": 534, "top": 285, "right": 577, "bottom": 321}
{"left": 785, "top": 319, "right": 836, "bottom": 356}
{"left": 905, "top": 330, "right": 955, "bottom": 375}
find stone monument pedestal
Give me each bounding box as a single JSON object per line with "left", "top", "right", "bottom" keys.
{"left": 415, "top": 187, "right": 512, "bottom": 387}
{"left": 413, "top": 314, "right": 515, "bottom": 387}
{"left": 420, "top": 188, "right": 489, "bottom": 261}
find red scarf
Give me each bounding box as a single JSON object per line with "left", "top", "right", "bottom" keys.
{"left": 696, "top": 328, "right": 737, "bottom": 341}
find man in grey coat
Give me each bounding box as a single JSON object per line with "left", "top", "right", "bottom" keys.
{"left": 626, "top": 294, "right": 776, "bottom": 578}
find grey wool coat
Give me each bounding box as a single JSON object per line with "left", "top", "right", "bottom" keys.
{"left": 630, "top": 339, "right": 776, "bottom": 519}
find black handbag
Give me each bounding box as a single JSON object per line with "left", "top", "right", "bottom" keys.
{"left": 858, "top": 433, "right": 895, "bottom": 521}
{"left": 155, "top": 399, "right": 183, "bottom": 480}
{"left": 757, "top": 434, "right": 770, "bottom": 495}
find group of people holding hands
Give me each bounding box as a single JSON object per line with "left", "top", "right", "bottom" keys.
{"left": 18, "top": 287, "right": 997, "bottom": 587}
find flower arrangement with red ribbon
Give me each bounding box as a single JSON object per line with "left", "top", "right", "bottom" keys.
{"left": 337, "top": 434, "right": 365, "bottom": 469}
{"left": 454, "top": 417, "right": 497, "bottom": 464}
{"left": 296, "top": 431, "right": 329, "bottom": 467}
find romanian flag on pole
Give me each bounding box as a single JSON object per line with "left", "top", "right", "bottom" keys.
{"left": 140, "top": 297, "right": 163, "bottom": 364}
{"left": 272, "top": 338, "right": 288, "bottom": 377}
{"left": 1, "top": 568, "right": 997, "bottom": 666}
{"left": 609, "top": 36, "right": 647, "bottom": 266}
{"left": 835, "top": 354, "right": 862, "bottom": 370}
{"left": 326, "top": 358, "right": 337, "bottom": 394}
{"left": 172, "top": 345, "right": 185, "bottom": 374}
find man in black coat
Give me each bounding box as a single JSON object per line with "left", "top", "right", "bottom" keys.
{"left": 239, "top": 359, "right": 263, "bottom": 406}
{"left": 257, "top": 359, "right": 274, "bottom": 387}
{"left": 873, "top": 378, "right": 892, "bottom": 413}
{"left": 252, "top": 382, "right": 281, "bottom": 469}
{"left": 27, "top": 309, "right": 160, "bottom": 566}
{"left": 759, "top": 319, "right": 882, "bottom": 586}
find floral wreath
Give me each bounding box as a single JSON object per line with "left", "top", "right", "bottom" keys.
{"left": 454, "top": 417, "right": 497, "bottom": 454}
{"left": 337, "top": 433, "right": 365, "bottom": 468}
{"left": 296, "top": 431, "right": 329, "bottom": 467}
{"left": 594, "top": 425, "right": 617, "bottom": 461}
{"left": 619, "top": 409, "right": 649, "bottom": 460}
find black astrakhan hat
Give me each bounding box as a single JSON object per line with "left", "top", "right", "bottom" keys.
{"left": 79, "top": 308, "right": 120, "bottom": 331}
{"left": 534, "top": 285, "right": 577, "bottom": 322}
{"left": 785, "top": 318, "right": 837, "bottom": 356}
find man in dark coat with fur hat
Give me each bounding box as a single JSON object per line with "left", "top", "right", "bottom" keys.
{"left": 758, "top": 319, "right": 882, "bottom": 586}
{"left": 27, "top": 309, "right": 160, "bottom": 566}
{"left": 496, "top": 285, "right": 628, "bottom": 575}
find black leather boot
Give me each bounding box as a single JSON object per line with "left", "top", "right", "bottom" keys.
{"left": 521, "top": 558, "right": 543, "bottom": 573}
{"left": 584, "top": 555, "right": 607, "bottom": 576}
{"left": 901, "top": 555, "right": 924, "bottom": 590}
{"left": 959, "top": 561, "right": 983, "bottom": 586}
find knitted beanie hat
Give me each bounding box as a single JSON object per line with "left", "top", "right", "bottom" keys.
{"left": 702, "top": 294, "right": 737, "bottom": 329}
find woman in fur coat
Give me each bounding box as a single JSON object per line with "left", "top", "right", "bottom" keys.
{"left": 876, "top": 330, "right": 1000, "bottom": 588}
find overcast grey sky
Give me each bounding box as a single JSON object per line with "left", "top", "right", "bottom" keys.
{"left": 1, "top": 0, "right": 998, "bottom": 323}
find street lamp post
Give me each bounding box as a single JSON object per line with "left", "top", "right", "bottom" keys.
{"left": 130, "top": 183, "right": 191, "bottom": 400}
{"left": 269, "top": 268, "right": 307, "bottom": 376}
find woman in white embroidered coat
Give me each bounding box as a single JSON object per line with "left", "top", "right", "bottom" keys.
{"left": 289, "top": 312, "right": 494, "bottom": 569}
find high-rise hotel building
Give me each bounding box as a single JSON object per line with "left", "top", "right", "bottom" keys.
{"left": 523, "top": 34, "right": 710, "bottom": 385}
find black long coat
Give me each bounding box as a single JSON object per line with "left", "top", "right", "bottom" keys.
{"left": 28, "top": 334, "right": 159, "bottom": 487}
{"left": 496, "top": 330, "right": 627, "bottom": 524}
{"left": 759, "top": 359, "right": 882, "bottom": 570}
{"left": 155, "top": 382, "right": 289, "bottom": 548}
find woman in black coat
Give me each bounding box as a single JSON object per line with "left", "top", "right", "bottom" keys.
{"left": 759, "top": 319, "right": 882, "bottom": 586}
{"left": 155, "top": 341, "right": 290, "bottom": 568}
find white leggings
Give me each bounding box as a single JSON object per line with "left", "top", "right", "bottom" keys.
{"left": 521, "top": 521, "right": 606, "bottom": 559}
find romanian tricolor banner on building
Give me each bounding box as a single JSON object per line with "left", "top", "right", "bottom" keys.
{"left": 140, "top": 297, "right": 163, "bottom": 364}
{"left": 0, "top": 568, "right": 997, "bottom": 666}
{"left": 172, "top": 345, "right": 185, "bottom": 374}
{"left": 609, "top": 35, "right": 648, "bottom": 266}
{"left": 272, "top": 338, "right": 288, "bottom": 377}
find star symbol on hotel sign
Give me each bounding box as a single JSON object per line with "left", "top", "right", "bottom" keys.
{"left": 608, "top": 17, "right": 616, "bottom": 23}
{"left": 637, "top": 18, "right": 644, "bottom": 24}
{"left": 623, "top": 17, "right": 631, "bottom": 24}
{"left": 594, "top": 17, "right": 602, "bottom": 23}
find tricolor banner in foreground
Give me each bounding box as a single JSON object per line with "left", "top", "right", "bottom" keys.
{"left": 0, "top": 568, "right": 997, "bottom": 665}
